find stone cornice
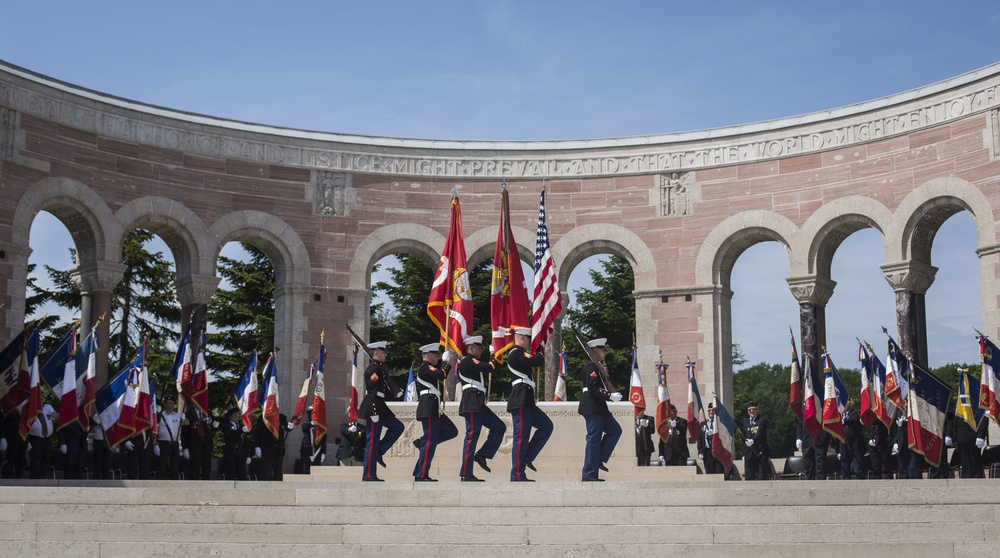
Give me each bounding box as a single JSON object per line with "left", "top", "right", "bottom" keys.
{"left": 3, "top": 59, "right": 1000, "bottom": 179}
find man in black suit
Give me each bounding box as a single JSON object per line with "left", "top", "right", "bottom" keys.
{"left": 658, "top": 404, "right": 689, "bottom": 466}
{"left": 635, "top": 414, "right": 655, "bottom": 466}
{"left": 952, "top": 408, "right": 989, "bottom": 478}
{"left": 741, "top": 401, "right": 770, "bottom": 480}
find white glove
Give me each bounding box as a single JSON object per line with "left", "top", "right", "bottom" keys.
{"left": 869, "top": 438, "right": 876, "bottom": 447}
{"left": 669, "top": 419, "right": 677, "bottom": 428}
{"left": 443, "top": 350, "right": 457, "bottom": 364}
{"left": 255, "top": 447, "right": 262, "bottom": 458}
{"left": 698, "top": 453, "right": 704, "bottom": 460}
{"left": 91, "top": 414, "right": 100, "bottom": 424}
{"left": 348, "top": 423, "right": 358, "bottom": 433}
{"left": 153, "top": 445, "right": 160, "bottom": 457}
{"left": 60, "top": 444, "right": 67, "bottom": 455}
{"left": 182, "top": 449, "right": 189, "bottom": 459}
{"left": 320, "top": 454, "right": 326, "bottom": 464}
{"left": 370, "top": 415, "right": 379, "bottom": 423}
{"left": 211, "top": 420, "right": 220, "bottom": 428}
{"left": 836, "top": 453, "right": 841, "bottom": 460}
{"left": 246, "top": 457, "right": 251, "bottom": 465}
{"left": 658, "top": 455, "right": 665, "bottom": 464}
{"left": 745, "top": 438, "right": 754, "bottom": 447}
{"left": 976, "top": 437, "right": 987, "bottom": 449}
{"left": 945, "top": 436, "right": 953, "bottom": 446}
{"left": 125, "top": 441, "right": 134, "bottom": 451}
{"left": 27, "top": 442, "right": 32, "bottom": 452}
{"left": 896, "top": 417, "right": 904, "bottom": 427}
{"left": 609, "top": 393, "right": 623, "bottom": 403}
{"left": 286, "top": 423, "right": 295, "bottom": 431}
{"left": 891, "top": 443, "right": 899, "bottom": 456}
{"left": 0, "top": 438, "right": 6, "bottom": 452}
{"left": 795, "top": 439, "right": 802, "bottom": 450}
{"left": 241, "top": 425, "right": 248, "bottom": 433}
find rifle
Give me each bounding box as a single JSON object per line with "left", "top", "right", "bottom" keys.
{"left": 571, "top": 327, "right": 618, "bottom": 393}
{"left": 345, "top": 323, "right": 402, "bottom": 398}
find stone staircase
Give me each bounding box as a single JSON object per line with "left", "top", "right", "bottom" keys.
{"left": 1, "top": 478, "right": 997, "bottom": 557}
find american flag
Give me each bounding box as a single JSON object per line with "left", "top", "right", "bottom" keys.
{"left": 530, "top": 186, "right": 562, "bottom": 353}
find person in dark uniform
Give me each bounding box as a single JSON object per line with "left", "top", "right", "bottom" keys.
{"left": 698, "top": 403, "right": 721, "bottom": 474}
{"left": 183, "top": 407, "right": 216, "bottom": 480}
{"left": 124, "top": 428, "right": 153, "bottom": 479}
{"left": 298, "top": 406, "right": 327, "bottom": 473}
{"left": 867, "top": 414, "right": 893, "bottom": 479}
{"left": 335, "top": 421, "right": 365, "bottom": 465}
{"left": 892, "top": 402, "right": 924, "bottom": 479}
{"left": 412, "top": 343, "right": 458, "bottom": 482}
{"left": 457, "top": 335, "right": 506, "bottom": 481}
{"left": 741, "top": 400, "right": 770, "bottom": 480}
{"left": 254, "top": 412, "right": 293, "bottom": 480}
{"left": 797, "top": 422, "right": 832, "bottom": 480}
{"left": 635, "top": 414, "right": 655, "bottom": 466}
{"left": 155, "top": 396, "right": 186, "bottom": 480}
{"left": 952, "top": 407, "right": 989, "bottom": 478}
{"left": 1, "top": 408, "right": 26, "bottom": 479}
{"left": 57, "top": 417, "right": 88, "bottom": 479}
{"left": 577, "top": 338, "right": 622, "bottom": 481}
{"left": 90, "top": 413, "right": 112, "bottom": 480}
{"left": 658, "top": 404, "right": 689, "bottom": 466}
{"left": 506, "top": 327, "right": 552, "bottom": 482}
{"left": 220, "top": 407, "right": 244, "bottom": 480}
{"left": 358, "top": 341, "right": 404, "bottom": 482}
{"left": 27, "top": 404, "right": 56, "bottom": 479}
{"left": 838, "top": 398, "right": 866, "bottom": 479}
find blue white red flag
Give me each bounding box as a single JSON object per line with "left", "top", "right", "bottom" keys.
{"left": 977, "top": 335, "right": 1000, "bottom": 425}
{"left": 858, "top": 343, "right": 875, "bottom": 427}
{"left": 801, "top": 354, "right": 822, "bottom": 438}
{"left": 16, "top": 328, "right": 40, "bottom": 440}
{"left": 629, "top": 346, "right": 646, "bottom": 419}
{"left": 820, "top": 352, "right": 847, "bottom": 442}
{"left": 865, "top": 343, "right": 893, "bottom": 427}
{"left": 74, "top": 332, "right": 99, "bottom": 425}
{"left": 40, "top": 326, "right": 76, "bottom": 394}
{"left": 789, "top": 330, "right": 803, "bottom": 422}
{"left": 404, "top": 366, "right": 417, "bottom": 402}
{"left": 235, "top": 351, "right": 259, "bottom": 430}
{"left": 96, "top": 347, "right": 144, "bottom": 449}
{"left": 553, "top": 350, "right": 568, "bottom": 402}
{"left": 312, "top": 342, "right": 328, "bottom": 447}
{"left": 294, "top": 362, "right": 313, "bottom": 427}
{"left": 347, "top": 343, "right": 359, "bottom": 422}
{"left": 906, "top": 360, "right": 952, "bottom": 468}
{"left": 0, "top": 329, "right": 28, "bottom": 415}
{"left": 134, "top": 342, "right": 152, "bottom": 436}
{"left": 655, "top": 362, "right": 671, "bottom": 442}
{"left": 686, "top": 361, "right": 704, "bottom": 441}
{"left": 711, "top": 395, "right": 735, "bottom": 471}
{"left": 884, "top": 333, "right": 909, "bottom": 409}
{"left": 171, "top": 323, "right": 194, "bottom": 413}
{"left": 258, "top": 352, "right": 280, "bottom": 438}
{"left": 56, "top": 327, "right": 79, "bottom": 431}
{"left": 190, "top": 332, "right": 209, "bottom": 414}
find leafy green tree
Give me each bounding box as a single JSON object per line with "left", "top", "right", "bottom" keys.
{"left": 370, "top": 254, "right": 435, "bottom": 381}
{"left": 562, "top": 255, "right": 635, "bottom": 397}
{"left": 732, "top": 362, "right": 797, "bottom": 459}
{"left": 206, "top": 243, "right": 275, "bottom": 411}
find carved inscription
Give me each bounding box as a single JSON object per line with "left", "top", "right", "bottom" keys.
{"left": 0, "top": 107, "right": 13, "bottom": 161}
{"left": 3, "top": 76, "right": 999, "bottom": 178}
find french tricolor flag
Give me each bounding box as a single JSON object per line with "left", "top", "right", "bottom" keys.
{"left": 801, "top": 354, "right": 822, "bottom": 438}
{"left": 710, "top": 395, "right": 735, "bottom": 471}
{"left": 259, "top": 352, "right": 280, "bottom": 439}
{"left": 96, "top": 348, "right": 144, "bottom": 449}
{"left": 75, "top": 333, "right": 99, "bottom": 425}
{"left": 56, "top": 327, "right": 79, "bottom": 431}
{"left": 235, "top": 352, "right": 259, "bottom": 430}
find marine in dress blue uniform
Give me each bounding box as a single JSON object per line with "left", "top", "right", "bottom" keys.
{"left": 457, "top": 335, "right": 506, "bottom": 481}
{"left": 358, "top": 341, "right": 404, "bottom": 482}
{"left": 412, "top": 343, "right": 458, "bottom": 482}
{"left": 506, "top": 328, "right": 552, "bottom": 481}
{"left": 577, "top": 338, "right": 622, "bottom": 481}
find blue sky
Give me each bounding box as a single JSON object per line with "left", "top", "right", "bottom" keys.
{"left": 4, "top": 1, "right": 1000, "bottom": 368}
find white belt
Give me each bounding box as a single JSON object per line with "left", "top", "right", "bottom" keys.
{"left": 419, "top": 388, "right": 441, "bottom": 397}
{"left": 510, "top": 366, "right": 535, "bottom": 388}
{"left": 512, "top": 378, "right": 536, "bottom": 388}
{"left": 375, "top": 391, "right": 385, "bottom": 398}
{"left": 463, "top": 383, "right": 485, "bottom": 392}
{"left": 459, "top": 373, "right": 486, "bottom": 392}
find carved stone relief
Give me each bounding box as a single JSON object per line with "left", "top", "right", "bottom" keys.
{"left": 658, "top": 172, "right": 698, "bottom": 217}
{"left": 312, "top": 171, "right": 355, "bottom": 217}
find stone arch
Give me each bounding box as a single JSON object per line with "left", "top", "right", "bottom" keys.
{"left": 12, "top": 177, "right": 120, "bottom": 264}
{"left": 695, "top": 210, "right": 799, "bottom": 288}
{"left": 208, "top": 211, "right": 311, "bottom": 289}
{"left": 552, "top": 224, "right": 656, "bottom": 292}
{"left": 465, "top": 225, "right": 535, "bottom": 271}
{"left": 114, "top": 197, "right": 214, "bottom": 279}
{"left": 892, "top": 177, "right": 997, "bottom": 264}
{"left": 798, "top": 196, "right": 893, "bottom": 278}
{"left": 348, "top": 224, "right": 444, "bottom": 292}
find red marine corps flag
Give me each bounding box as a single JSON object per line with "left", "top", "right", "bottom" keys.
{"left": 490, "top": 180, "right": 530, "bottom": 361}
{"left": 428, "top": 188, "right": 474, "bottom": 357}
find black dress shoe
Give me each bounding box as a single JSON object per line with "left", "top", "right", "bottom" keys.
{"left": 525, "top": 459, "right": 537, "bottom": 472}
{"left": 599, "top": 463, "right": 609, "bottom": 472}
{"left": 362, "top": 477, "right": 384, "bottom": 482}
{"left": 474, "top": 453, "right": 491, "bottom": 473}
{"left": 377, "top": 454, "right": 386, "bottom": 467}
{"left": 511, "top": 478, "right": 535, "bottom": 482}
{"left": 582, "top": 477, "right": 605, "bottom": 482}
{"left": 461, "top": 475, "right": 485, "bottom": 482}
{"left": 414, "top": 476, "right": 438, "bottom": 482}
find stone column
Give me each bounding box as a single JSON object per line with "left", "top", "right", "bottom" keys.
{"left": 542, "top": 316, "right": 563, "bottom": 401}
{"left": 1, "top": 242, "right": 31, "bottom": 341}
{"left": 71, "top": 261, "right": 127, "bottom": 388}
{"left": 707, "top": 285, "right": 735, "bottom": 409}
{"left": 786, "top": 275, "right": 836, "bottom": 368}
{"left": 880, "top": 261, "right": 937, "bottom": 366}
{"left": 175, "top": 274, "right": 221, "bottom": 342}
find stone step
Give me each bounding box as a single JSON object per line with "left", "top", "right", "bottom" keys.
{"left": 288, "top": 463, "right": 712, "bottom": 482}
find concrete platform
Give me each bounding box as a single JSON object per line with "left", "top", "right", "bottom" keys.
{"left": 0, "top": 479, "right": 998, "bottom": 556}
